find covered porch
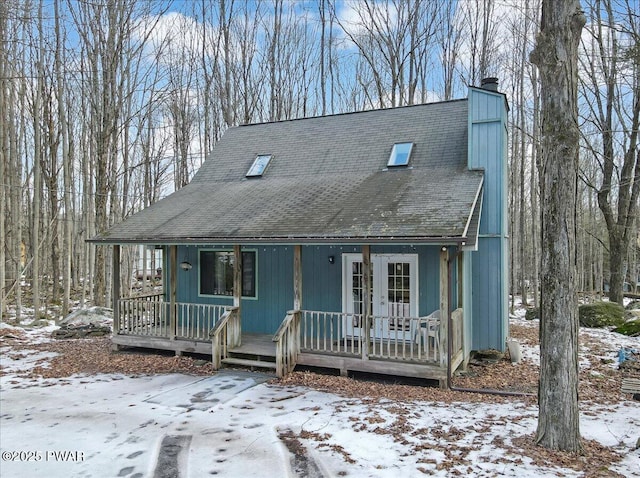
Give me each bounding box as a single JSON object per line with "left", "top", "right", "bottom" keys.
{"left": 110, "top": 244, "right": 467, "bottom": 386}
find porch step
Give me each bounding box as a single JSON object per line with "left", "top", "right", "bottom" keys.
{"left": 221, "top": 357, "right": 277, "bottom": 370}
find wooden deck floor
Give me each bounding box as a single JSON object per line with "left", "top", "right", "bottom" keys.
{"left": 113, "top": 332, "right": 447, "bottom": 383}
{"left": 230, "top": 334, "right": 276, "bottom": 358}
{"left": 112, "top": 332, "right": 277, "bottom": 357}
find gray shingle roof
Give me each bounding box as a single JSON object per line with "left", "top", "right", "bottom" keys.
{"left": 92, "top": 99, "right": 484, "bottom": 244}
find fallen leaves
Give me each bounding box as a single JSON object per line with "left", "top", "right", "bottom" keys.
{"left": 0, "top": 328, "right": 27, "bottom": 340}
{"left": 1, "top": 321, "right": 637, "bottom": 477}
{"left": 510, "top": 435, "right": 626, "bottom": 478}
{"left": 0, "top": 334, "right": 214, "bottom": 378}
{"left": 275, "top": 321, "right": 637, "bottom": 476}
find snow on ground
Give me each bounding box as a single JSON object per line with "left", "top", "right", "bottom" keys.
{"left": 1, "top": 320, "right": 59, "bottom": 345}
{"left": 508, "top": 315, "right": 639, "bottom": 372}
{"left": 1, "top": 320, "right": 639, "bottom": 477}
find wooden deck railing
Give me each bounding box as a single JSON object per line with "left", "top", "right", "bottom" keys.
{"left": 210, "top": 307, "right": 240, "bottom": 370}
{"left": 450, "top": 308, "right": 464, "bottom": 371}
{"left": 118, "top": 297, "right": 227, "bottom": 341}
{"left": 273, "top": 310, "right": 301, "bottom": 378}
{"left": 118, "top": 295, "right": 167, "bottom": 337}
{"left": 175, "top": 303, "right": 227, "bottom": 340}
{"left": 300, "top": 310, "right": 364, "bottom": 356}
{"left": 369, "top": 315, "right": 441, "bottom": 362}
{"left": 116, "top": 300, "right": 465, "bottom": 375}
{"left": 451, "top": 308, "right": 463, "bottom": 355}
{"left": 299, "top": 310, "right": 444, "bottom": 363}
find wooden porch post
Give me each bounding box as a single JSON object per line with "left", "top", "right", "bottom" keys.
{"left": 112, "top": 245, "right": 120, "bottom": 350}
{"left": 169, "top": 245, "right": 177, "bottom": 341}
{"left": 362, "top": 245, "right": 371, "bottom": 360}
{"left": 439, "top": 247, "right": 449, "bottom": 386}
{"left": 458, "top": 249, "right": 468, "bottom": 369}
{"left": 457, "top": 253, "right": 463, "bottom": 308}
{"left": 293, "top": 245, "right": 302, "bottom": 311}
{"left": 233, "top": 245, "right": 242, "bottom": 346}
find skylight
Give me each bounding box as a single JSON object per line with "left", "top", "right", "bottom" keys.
{"left": 246, "top": 154, "right": 272, "bottom": 177}
{"left": 387, "top": 142, "right": 413, "bottom": 167}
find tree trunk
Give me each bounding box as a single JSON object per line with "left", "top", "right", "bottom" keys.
{"left": 530, "top": 0, "right": 585, "bottom": 452}
{"left": 0, "top": 0, "right": 7, "bottom": 316}
{"left": 518, "top": 6, "right": 530, "bottom": 305}
{"left": 531, "top": 67, "right": 541, "bottom": 307}
{"left": 54, "top": 0, "right": 72, "bottom": 315}
{"left": 607, "top": 234, "right": 625, "bottom": 304}
{"left": 31, "top": 0, "right": 46, "bottom": 318}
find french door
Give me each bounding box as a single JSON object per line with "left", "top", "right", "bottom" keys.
{"left": 342, "top": 253, "right": 418, "bottom": 339}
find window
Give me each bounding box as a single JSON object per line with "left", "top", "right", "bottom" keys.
{"left": 387, "top": 142, "right": 413, "bottom": 167}
{"left": 246, "top": 154, "right": 272, "bottom": 177}
{"left": 200, "top": 250, "right": 256, "bottom": 297}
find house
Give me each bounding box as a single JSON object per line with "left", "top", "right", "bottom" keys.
{"left": 90, "top": 79, "right": 509, "bottom": 386}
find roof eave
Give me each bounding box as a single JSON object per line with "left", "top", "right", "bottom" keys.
{"left": 87, "top": 234, "right": 469, "bottom": 246}
{"left": 462, "top": 176, "right": 484, "bottom": 239}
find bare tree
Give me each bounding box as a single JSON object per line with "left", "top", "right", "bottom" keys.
{"left": 530, "top": 0, "right": 585, "bottom": 452}
{"left": 53, "top": 0, "right": 73, "bottom": 315}
{"left": 458, "top": 0, "right": 503, "bottom": 86}
{"left": 164, "top": 20, "right": 198, "bottom": 190}
{"left": 268, "top": 0, "right": 284, "bottom": 121}
{"left": 331, "top": 0, "right": 441, "bottom": 108}
{"left": 0, "top": 0, "right": 8, "bottom": 316}
{"left": 5, "top": 0, "right": 627, "bottom": 332}
{"left": 579, "top": 0, "right": 640, "bottom": 304}
{"left": 69, "top": 0, "right": 162, "bottom": 306}
{"left": 31, "top": 0, "right": 45, "bottom": 318}
{"left": 437, "top": 1, "right": 463, "bottom": 100}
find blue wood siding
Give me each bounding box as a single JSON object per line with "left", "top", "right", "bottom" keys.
{"left": 171, "top": 244, "right": 446, "bottom": 335}
{"left": 462, "top": 250, "right": 473, "bottom": 360}
{"left": 174, "top": 245, "right": 292, "bottom": 334}
{"left": 300, "top": 244, "right": 445, "bottom": 319}
{"left": 246, "top": 245, "right": 294, "bottom": 333}
{"left": 471, "top": 121, "right": 503, "bottom": 234}
{"left": 301, "top": 245, "right": 358, "bottom": 312}
{"left": 468, "top": 87, "right": 509, "bottom": 352}
{"left": 469, "top": 89, "right": 503, "bottom": 120}
{"left": 471, "top": 238, "right": 508, "bottom": 350}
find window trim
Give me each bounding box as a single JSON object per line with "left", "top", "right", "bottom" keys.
{"left": 198, "top": 248, "right": 258, "bottom": 300}
{"left": 387, "top": 142, "right": 414, "bottom": 167}
{"left": 246, "top": 154, "right": 272, "bottom": 177}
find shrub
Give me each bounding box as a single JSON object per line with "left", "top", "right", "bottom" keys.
{"left": 578, "top": 302, "right": 626, "bottom": 328}
{"left": 614, "top": 319, "right": 640, "bottom": 337}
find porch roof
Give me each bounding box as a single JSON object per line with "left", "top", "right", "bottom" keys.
{"left": 91, "top": 99, "right": 484, "bottom": 245}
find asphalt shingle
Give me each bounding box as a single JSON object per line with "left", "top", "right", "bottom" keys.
{"left": 92, "top": 99, "right": 483, "bottom": 244}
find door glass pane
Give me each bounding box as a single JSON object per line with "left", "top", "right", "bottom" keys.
{"left": 351, "top": 261, "right": 372, "bottom": 324}
{"left": 352, "top": 262, "right": 363, "bottom": 315}
{"left": 388, "top": 261, "right": 411, "bottom": 329}
{"left": 388, "top": 262, "right": 411, "bottom": 306}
